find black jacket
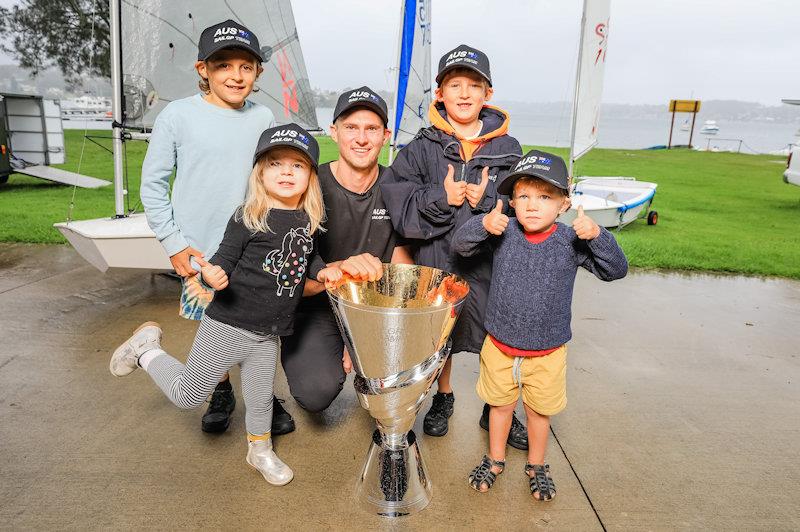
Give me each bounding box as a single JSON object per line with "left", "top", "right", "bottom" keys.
{"left": 380, "top": 104, "right": 522, "bottom": 353}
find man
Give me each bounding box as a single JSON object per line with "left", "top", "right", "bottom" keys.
{"left": 280, "top": 87, "right": 413, "bottom": 415}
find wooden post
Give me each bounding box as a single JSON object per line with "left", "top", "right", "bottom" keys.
{"left": 688, "top": 102, "right": 698, "bottom": 149}
{"left": 668, "top": 110, "right": 676, "bottom": 149}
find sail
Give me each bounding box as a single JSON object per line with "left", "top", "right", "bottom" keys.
{"left": 120, "top": 0, "right": 318, "bottom": 130}
{"left": 569, "top": 0, "right": 610, "bottom": 163}
{"left": 390, "top": 0, "right": 432, "bottom": 155}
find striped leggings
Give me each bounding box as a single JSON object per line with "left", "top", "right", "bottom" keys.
{"left": 145, "top": 315, "right": 278, "bottom": 435}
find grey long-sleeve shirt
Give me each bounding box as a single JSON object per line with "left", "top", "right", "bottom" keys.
{"left": 452, "top": 217, "right": 628, "bottom": 350}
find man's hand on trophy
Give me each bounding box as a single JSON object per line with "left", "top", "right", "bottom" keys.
{"left": 340, "top": 253, "right": 384, "bottom": 283}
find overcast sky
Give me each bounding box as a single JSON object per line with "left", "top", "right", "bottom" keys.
{"left": 291, "top": 0, "right": 800, "bottom": 106}
{"left": 1, "top": 0, "right": 798, "bottom": 105}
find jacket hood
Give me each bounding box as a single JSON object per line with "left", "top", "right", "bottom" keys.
{"left": 428, "top": 102, "right": 510, "bottom": 160}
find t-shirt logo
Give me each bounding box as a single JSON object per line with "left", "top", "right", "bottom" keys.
{"left": 371, "top": 208, "right": 390, "bottom": 221}
{"left": 262, "top": 224, "right": 313, "bottom": 297}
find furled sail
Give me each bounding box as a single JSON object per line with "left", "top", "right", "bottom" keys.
{"left": 389, "top": 0, "right": 432, "bottom": 161}
{"left": 120, "top": 0, "right": 318, "bottom": 130}
{"left": 569, "top": 0, "right": 610, "bottom": 165}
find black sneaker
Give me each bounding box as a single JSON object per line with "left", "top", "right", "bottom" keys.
{"left": 423, "top": 392, "right": 454, "bottom": 437}
{"left": 479, "top": 403, "right": 529, "bottom": 450}
{"left": 271, "top": 397, "right": 295, "bottom": 436}
{"left": 201, "top": 383, "right": 236, "bottom": 433}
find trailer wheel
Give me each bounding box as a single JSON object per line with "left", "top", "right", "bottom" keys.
{"left": 647, "top": 210, "right": 658, "bottom": 225}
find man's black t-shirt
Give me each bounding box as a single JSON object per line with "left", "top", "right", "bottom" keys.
{"left": 317, "top": 162, "right": 398, "bottom": 264}
{"left": 206, "top": 208, "right": 326, "bottom": 336}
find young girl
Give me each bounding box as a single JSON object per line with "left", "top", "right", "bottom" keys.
{"left": 111, "top": 123, "right": 382, "bottom": 485}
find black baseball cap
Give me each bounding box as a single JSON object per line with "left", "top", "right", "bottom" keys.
{"left": 435, "top": 44, "right": 492, "bottom": 87}
{"left": 332, "top": 86, "right": 389, "bottom": 126}
{"left": 497, "top": 150, "right": 569, "bottom": 195}
{"left": 197, "top": 20, "right": 263, "bottom": 62}
{"left": 253, "top": 123, "right": 319, "bottom": 170}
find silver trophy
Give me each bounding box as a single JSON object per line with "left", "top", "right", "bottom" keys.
{"left": 327, "top": 264, "right": 470, "bottom": 517}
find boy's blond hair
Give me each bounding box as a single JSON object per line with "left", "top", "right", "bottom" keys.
{"left": 513, "top": 176, "right": 570, "bottom": 198}
{"left": 240, "top": 150, "right": 325, "bottom": 235}
{"left": 197, "top": 51, "right": 264, "bottom": 94}
{"left": 438, "top": 67, "right": 490, "bottom": 92}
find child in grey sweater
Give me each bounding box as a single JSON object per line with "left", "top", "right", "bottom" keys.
{"left": 451, "top": 150, "right": 627, "bottom": 502}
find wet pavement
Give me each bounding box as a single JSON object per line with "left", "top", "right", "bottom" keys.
{"left": 0, "top": 242, "right": 798, "bottom": 530}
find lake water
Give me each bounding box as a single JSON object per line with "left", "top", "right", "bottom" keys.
{"left": 63, "top": 106, "right": 800, "bottom": 155}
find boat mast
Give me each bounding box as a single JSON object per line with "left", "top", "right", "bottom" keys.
{"left": 568, "top": 0, "right": 589, "bottom": 180}
{"left": 387, "top": 0, "right": 406, "bottom": 165}
{"left": 110, "top": 0, "right": 125, "bottom": 217}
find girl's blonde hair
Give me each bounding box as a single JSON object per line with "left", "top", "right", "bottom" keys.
{"left": 240, "top": 150, "right": 325, "bottom": 235}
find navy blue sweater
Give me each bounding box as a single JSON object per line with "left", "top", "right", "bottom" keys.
{"left": 452, "top": 217, "right": 628, "bottom": 350}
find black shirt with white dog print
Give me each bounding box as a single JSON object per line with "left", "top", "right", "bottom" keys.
{"left": 206, "top": 208, "right": 326, "bottom": 336}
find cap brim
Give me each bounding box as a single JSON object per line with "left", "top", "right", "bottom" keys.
{"left": 200, "top": 43, "right": 263, "bottom": 62}
{"left": 497, "top": 172, "right": 568, "bottom": 196}
{"left": 253, "top": 142, "right": 318, "bottom": 170}
{"left": 435, "top": 64, "right": 492, "bottom": 86}
{"left": 332, "top": 101, "right": 388, "bottom": 126}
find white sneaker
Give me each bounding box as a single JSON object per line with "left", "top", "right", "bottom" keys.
{"left": 109, "top": 321, "right": 162, "bottom": 377}
{"left": 246, "top": 439, "right": 294, "bottom": 486}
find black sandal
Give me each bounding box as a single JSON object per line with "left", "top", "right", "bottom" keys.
{"left": 468, "top": 455, "right": 505, "bottom": 492}
{"left": 525, "top": 463, "right": 556, "bottom": 501}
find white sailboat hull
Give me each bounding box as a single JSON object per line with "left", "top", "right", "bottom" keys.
{"left": 54, "top": 213, "right": 171, "bottom": 272}
{"left": 557, "top": 178, "right": 657, "bottom": 229}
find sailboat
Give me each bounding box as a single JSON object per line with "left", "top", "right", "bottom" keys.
{"left": 388, "top": 0, "right": 432, "bottom": 164}
{"left": 557, "top": 0, "right": 658, "bottom": 229}
{"left": 55, "top": 0, "right": 319, "bottom": 272}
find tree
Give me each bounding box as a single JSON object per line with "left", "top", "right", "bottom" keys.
{"left": 0, "top": 0, "right": 110, "bottom": 82}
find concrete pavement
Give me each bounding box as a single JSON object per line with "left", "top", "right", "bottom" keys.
{"left": 0, "top": 243, "right": 798, "bottom": 530}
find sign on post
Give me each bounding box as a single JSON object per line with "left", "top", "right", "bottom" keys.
{"left": 668, "top": 99, "right": 701, "bottom": 149}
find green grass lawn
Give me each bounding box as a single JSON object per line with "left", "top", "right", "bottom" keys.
{"left": 2, "top": 130, "right": 799, "bottom": 279}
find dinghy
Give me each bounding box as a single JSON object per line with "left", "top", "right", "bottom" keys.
{"left": 55, "top": 0, "right": 319, "bottom": 272}
{"left": 558, "top": 177, "right": 658, "bottom": 228}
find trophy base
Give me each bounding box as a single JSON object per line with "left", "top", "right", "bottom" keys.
{"left": 357, "top": 430, "right": 431, "bottom": 517}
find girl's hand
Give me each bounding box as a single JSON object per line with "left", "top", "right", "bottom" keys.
{"left": 317, "top": 266, "right": 343, "bottom": 289}
{"left": 340, "top": 253, "right": 383, "bottom": 282}
{"left": 196, "top": 257, "right": 229, "bottom": 290}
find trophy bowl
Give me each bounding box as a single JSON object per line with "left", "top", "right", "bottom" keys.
{"left": 327, "top": 264, "right": 469, "bottom": 517}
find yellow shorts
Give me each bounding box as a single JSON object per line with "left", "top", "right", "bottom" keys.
{"left": 475, "top": 336, "right": 567, "bottom": 416}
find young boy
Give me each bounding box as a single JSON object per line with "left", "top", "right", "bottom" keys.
{"left": 381, "top": 44, "right": 527, "bottom": 448}
{"left": 140, "top": 20, "right": 292, "bottom": 435}
{"left": 451, "top": 150, "right": 628, "bottom": 500}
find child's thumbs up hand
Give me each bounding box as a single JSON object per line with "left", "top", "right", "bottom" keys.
{"left": 482, "top": 199, "right": 509, "bottom": 235}
{"left": 572, "top": 205, "right": 601, "bottom": 240}
{"left": 443, "top": 164, "right": 467, "bottom": 207}
{"left": 466, "top": 166, "right": 490, "bottom": 208}
{"left": 197, "top": 257, "right": 229, "bottom": 290}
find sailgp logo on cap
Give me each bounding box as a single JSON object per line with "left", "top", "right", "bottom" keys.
{"left": 516, "top": 155, "right": 552, "bottom": 172}
{"left": 213, "top": 26, "right": 251, "bottom": 45}
{"left": 446, "top": 49, "right": 478, "bottom": 67}
{"left": 348, "top": 90, "right": 378, "bottom": 103}
{"left": 270, "top": 128, "right": 310, "bottom": 147}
